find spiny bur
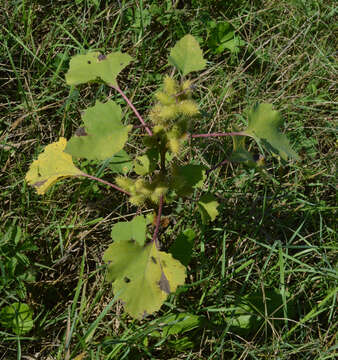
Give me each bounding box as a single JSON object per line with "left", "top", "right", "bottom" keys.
{"left": 163, "top": 75, "right": 179, "bottom": 96}
{"left": 148, "top": 76, "right": 199, "bottom": 155}
{"left": 116, "top": 175, "right": 169, "bottom": 206}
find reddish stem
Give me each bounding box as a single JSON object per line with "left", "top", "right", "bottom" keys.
{"left": 206, "top": 158, "right": 230, "bottom": 175}
{"left": 80, "top": 172, "right": 130, "bottom": 196}
{"left": 190, "top": 131, "right": 245, "bottom": 138}
{"left": 132, "top": 124, "right": 154, "bottom": 129}
{"left": 111, "top": 84, "right": 153, "bottom": 136}
{"left": 152, "top": 195, "right": 164, "bottom": 249}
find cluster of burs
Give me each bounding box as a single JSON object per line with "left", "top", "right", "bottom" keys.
{"left": 116, "top": 76, "right": 199, "bottom": 206}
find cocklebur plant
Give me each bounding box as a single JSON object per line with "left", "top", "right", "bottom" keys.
{"left": 25, "top": 35, "right": 299, "bottom": 319}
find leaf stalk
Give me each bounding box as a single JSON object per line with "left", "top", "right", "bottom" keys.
{"left": 111, "top": 84, "right": 153, "bottom": 136}
{"left": 80, "top": 172, "right": 130, "bottom": 196}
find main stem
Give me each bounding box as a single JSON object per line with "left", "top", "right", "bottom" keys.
{"left": 110, "top": 84, "right": 153, "bottom": 136}
{"left": 160, "top": 148, "right": 166, "bottom": 175}
{"left": 152, "top": 195, "right": 164, "bottom": 249}
{"left": 80, "top": 173, "right": 130, "bottom": 196}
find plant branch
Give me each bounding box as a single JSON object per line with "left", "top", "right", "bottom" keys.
{"left": 110, "top": 84, "right": 153, "bottom": 136}
{"left": 190, "top": 131, "right": 245, "bottom": 138}
{"left": 206, "top": 158, "right": 230, "bottom": 175}
{"left": 152, "top": 195, "right": 164, "bottom": 249}
{"left": 80, "top": 173, "right": 130, "bottom": 196}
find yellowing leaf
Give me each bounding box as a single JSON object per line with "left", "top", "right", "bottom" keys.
{"left": 65, "top": 51, "right": 132, "bottom": 86}
{"left": 243, "top": 103, "right": 299, "bottom": 161}
{"left": 168, "top": 35, "right": 206, "bottom": 76}
{"left": 65, "top": 100, "right": 132, "bottom": 161}
{"left": 103, "top": 241, "right": 186, "bottom": 319}
{"left": 25, "top": 138, "right": 82, "bottom": 195}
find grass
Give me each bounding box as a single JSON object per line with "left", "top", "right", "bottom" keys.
{"left": 0, "top": 0, "right": 337, "bottom": 359}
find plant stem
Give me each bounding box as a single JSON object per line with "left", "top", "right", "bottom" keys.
{"left": 206, "top": 158, "right": 230, "bottom": 175}
{"left": 132, "top": 124, "right": 154, "bottom": 129}
{"left": 152, "top": 195, "right": 164, "bottom": 249}
{"left": 160, "top": 148, "right": 166, "bottom": 175}
{"left": 190, "top": 131, "right": 245, "bottom": 138}
{"left": 110, "top": 84, "right": 153, "bottom": 136}
{"left": 80, "top": 173, "right": 130, "bottom": 196}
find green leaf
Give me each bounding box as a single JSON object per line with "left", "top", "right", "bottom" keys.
{"left": 168, "top": 336, "right": 194, "bottom": 351}
{"left": 0, "top": 303, "right": 34, "bottom": 335}
{"left": 25, "top": 138, "right": 83, "bottom": 194}
{"left": 66, "top": 100, "right": 132, "bottom": 161}
{"left": 134, "top": 155, "right": 150, "bottom": 176}
{"left": 134, "top": 149, "right": 158, "bottom": 176}
{"left": 171, "top": 164, "right": 206, "bottom": 196}
{"left": 216, "top": 37, "right": 245, "bottom": 54}
{"left": 229, "top": 134, "right": 256, "bottom": 165}
{"left": 207, "top": 21, "right": 245, "bottom": 55}
{"left": 103, "top": 241, "right": 186, "bottom": 319}
{"left": 243, "top": 103, "right": 299, "bottom": 161}
{"left": 65, "top": 51, "right": 132, "bottom": 86}
{"left": 111, "top": 215, "right": 147, "bottom": 246}
{"left": 228, "top": 288, "right": 297, "bottom": 335}
{"left": 109, "top": 150, "right": 133, "bottom": 174}
{"left": 169, "top": 228, "right": 195, "bottom": 266}
{"left": 126, "top": 7, "right": 152, "bottom": 29}
{"left": 197, "top": 194, "right": 219, "bottom": 224}
{"left": 168, "top": 35, "right": 206, "bottom": 76}
{"left": 151, "top": 312, "right": 202, "bottom": 337}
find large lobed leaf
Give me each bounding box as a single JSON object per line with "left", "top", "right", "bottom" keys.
{"left": 171, "top": 164, "right": 206, "bottom": 196}
{"left": 243, "top": 103, "right": 299, "bottom": 161}
{"left": 168, "top": 35, "right": 206, "bottom": 76}
{"left": 103, "top": 240, "right": 186, "bottom": 319}
{"left": 169, "top": 228, "right": 195, "bottom": 266}
{"left": 110, "top": 215, "right": 147, "bottom": 246}
{"left": 65, "top": 100, "right": 132, "bottom": 161}
{"left": 25, "top": 137, "right": 82, "bottom": 194}
{"left": 65, "top": 51, "right": 132, "bottom": 86}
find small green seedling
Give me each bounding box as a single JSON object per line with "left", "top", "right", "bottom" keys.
{"left": 207, "top": 21, "right": 245, "bottom": 54}
{"left": 0, "top": 302, "right": 34, "bottom": 335}
{"left": 25, "top": 35, "right": 299, "bottom": 319}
